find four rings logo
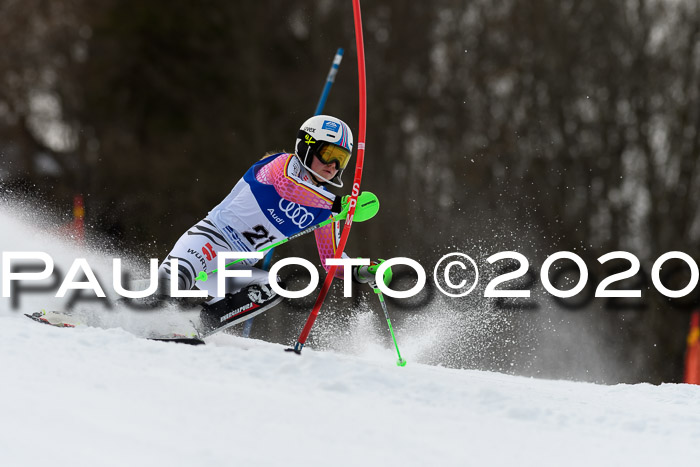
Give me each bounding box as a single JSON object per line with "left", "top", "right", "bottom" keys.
{"left": 278, "top": 200, "right": 315, "bottom": 228}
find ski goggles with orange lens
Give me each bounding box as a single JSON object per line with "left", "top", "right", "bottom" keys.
{"left": 316, "top": 143, "right": 352, "bottom": 170}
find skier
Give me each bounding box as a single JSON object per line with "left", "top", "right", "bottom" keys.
{"left": 158, "top": 115, "right": 391, "bottom": 336}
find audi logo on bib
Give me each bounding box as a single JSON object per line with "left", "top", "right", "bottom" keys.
{"left": 278, "top": 199, "right": 315, "bottom": 229}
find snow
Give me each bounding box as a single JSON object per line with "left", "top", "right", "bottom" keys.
{"left": 3, "top": 203, "right": 700, "bottom": 466}
{"left": 3, "top": 317, "right": 700, "bottom": 466}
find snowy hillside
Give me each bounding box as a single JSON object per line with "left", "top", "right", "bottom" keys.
{"left": 2, "top": 203, "right": 700, "bottom": 466}
{"left": 3, "top": 314, "right": 700, "bottom": 467}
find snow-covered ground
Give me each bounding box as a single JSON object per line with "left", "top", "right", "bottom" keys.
{"left": 3, "top": 314, "right": 700, "bottom": 466}
{"left": 2, "top": 202, "right": 700, "bottom": 466}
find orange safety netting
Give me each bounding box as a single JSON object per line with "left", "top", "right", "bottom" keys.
{"left": 685, "top": 310, "right": 700, "bottom": 384}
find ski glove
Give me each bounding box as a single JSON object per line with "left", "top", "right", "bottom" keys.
{"left": 353, "top": 259, "right": 393, "bottom": 288}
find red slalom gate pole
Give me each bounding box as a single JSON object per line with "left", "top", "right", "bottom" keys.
{"left": 288, "top": 0, "right": 367, "bottom": 354}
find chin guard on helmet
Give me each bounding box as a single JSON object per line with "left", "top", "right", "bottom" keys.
{"left": 295, "top": 115, "right": 354, "bottom": 188}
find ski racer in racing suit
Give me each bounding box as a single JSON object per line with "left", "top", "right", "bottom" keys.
{"left": 158, "top": 115, "right": 391, "bottom": 334}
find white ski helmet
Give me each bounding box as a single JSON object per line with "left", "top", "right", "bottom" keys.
{"left": 295, "top": 115, "right": 353, "bottom": 187}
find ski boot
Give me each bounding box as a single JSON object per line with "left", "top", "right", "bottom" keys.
{"left": 198, "top": 283, "right": 284, "bottom": 337}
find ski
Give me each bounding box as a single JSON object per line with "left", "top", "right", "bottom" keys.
{"left": 25, "top": 282, "right": 284, "bottom": 344}
{"left": 25, "top": 310, "right": 79, "bottom": 328}
{"left": 24, "top": 311, "right": 205, "bottom": 345}
{"left": 147, "top": 335, "right": 206, "bottom": 345}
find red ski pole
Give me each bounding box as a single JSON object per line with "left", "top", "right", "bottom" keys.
{"left": 287, "top": 0, "right": 367, "bottom": 354}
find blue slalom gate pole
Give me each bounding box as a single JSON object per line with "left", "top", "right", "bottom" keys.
{"left": 314, "top": 48, "right": 344, "bottom": 116}
{"left": 244, "top": 47, "right": 344, "bottom": 338}
{"left": 259, "top": 48, "right": 344, "bottom": 272}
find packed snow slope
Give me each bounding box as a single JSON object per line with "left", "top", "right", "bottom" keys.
{"left": 2, "top": 203, "right": 700, "bottom": 466}
{"left": 2, "top": 314, "right": 700, "bottom": 467}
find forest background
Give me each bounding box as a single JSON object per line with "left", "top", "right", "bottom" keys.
{"left": 2, "top": 0, "right": 700, "bottom": 384}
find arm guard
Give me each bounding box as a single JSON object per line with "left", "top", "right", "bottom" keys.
{"left": 314, "top": 219, "right": 348, "bottom": 280}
